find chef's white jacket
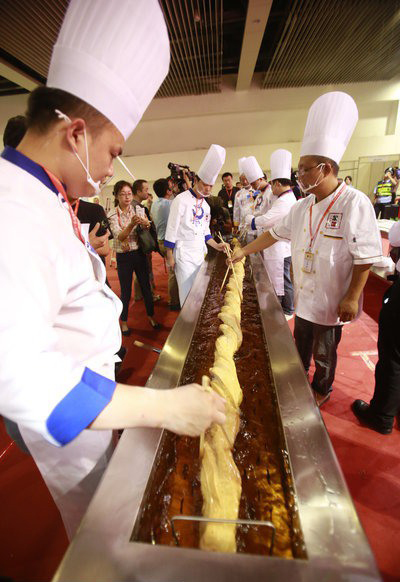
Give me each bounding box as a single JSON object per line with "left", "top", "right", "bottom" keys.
{"left": 165, "top": 189, "right": 212, "bottom": 304}
{"left": 0, "top": 147, "right": 123, "bottom": 536}
{"left": 233, "top": 186, "right": 270, "bottom": 231}
{"left": 251, "top": 189, "right": 297, "bottom": 295}
{"left": 270, "top": 184, "right": 382, "bottom": 325}
{"left": 165, "top": 188, "right": 212, "bottom": 249}
{"left": 0, "top": 151, "right": 121, "bottom": 444}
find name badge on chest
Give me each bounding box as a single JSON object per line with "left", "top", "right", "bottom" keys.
{"left": 302, "top": 251, "right": 314, "bottom": 273}
{"left": 227, "top": 200, "right": 233, "bottom": 208}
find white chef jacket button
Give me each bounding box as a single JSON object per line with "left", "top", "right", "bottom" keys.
{"left": 300, "top": 285, "right": 303, "bottom": 289}
{"left": 316, "top": 250, "right": 318, "bottom": 254}
{"left": 313, "top": 270, "right": 316, "bottom": 274}
{"left": 304, "top": 228, "right": 306, "bottom": 232}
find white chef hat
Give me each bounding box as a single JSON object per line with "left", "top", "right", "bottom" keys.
{"left": 238, "top": 157, "right": 247, "bottom": 175}
{"left": 270, "top": 149, "right": 292, "bottom": 181}
{"left": 242, "top": 156, "right": 264, "bottom": 184}
{"left": 300, "top": 92, "right": 358, "bottom": 164}
{"left": 198, "top": 144, "right": 226, "bottom": 185}
{"left": 47, "top": 0, "right": 170, "bottom": 140}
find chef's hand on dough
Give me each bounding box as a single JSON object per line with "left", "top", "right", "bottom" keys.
{"left": 337, "top": 297, "right": 358, "bottom": 322}
{"left": 230, "top": 247, "right": 245, "bottom": 265}
{"left": 162, "top": 384, "right": 226, "bottom": 436}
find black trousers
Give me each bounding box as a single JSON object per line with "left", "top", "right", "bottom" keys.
{"left": 369, "top": 278, "right": 400, "bottom": 427}
{"left": 374, "top": 202, "right": 389, "bottom": 219}
{"left": 116, "top": 249, "right": 154, "bottom": 320}
{"left": 294, "top": 315, "right": 343, "bottom": 395}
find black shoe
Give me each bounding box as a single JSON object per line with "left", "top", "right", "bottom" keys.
{"left": 351, "top": 400, "right": 392, "bottom": 434}
{"left": 169, "top": 304, "right": 181, "bottom": 311}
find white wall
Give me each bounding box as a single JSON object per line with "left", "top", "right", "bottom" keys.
{"left": 1, "top": 79, "right": 399, "bottom": 194}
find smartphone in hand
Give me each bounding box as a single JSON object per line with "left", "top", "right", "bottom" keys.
{"left": 96, "top": 217, "right": 111, "bottom": 237}
{"left": 135, "top": 206, "right": 146, "bottom": 219}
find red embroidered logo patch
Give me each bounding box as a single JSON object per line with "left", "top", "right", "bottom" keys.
{"left": 325, "top": 212, "right": 343, "bottom": 229}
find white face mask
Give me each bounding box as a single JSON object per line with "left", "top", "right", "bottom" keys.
{"left": 297, "top": 163, "right": 326, "bottom": 194}
{"left": 55, "top": 109, "right": 102, "bottom": 195}
{"left": 195, "top": 182, "right": 212, "bottom": 197}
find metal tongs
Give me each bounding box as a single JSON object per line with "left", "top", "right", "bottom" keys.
{"left": 217, "top": 233, "right": 242, "bottom": 297}
{"left": 237, "top": 225, "right": 248, "bottom": 244}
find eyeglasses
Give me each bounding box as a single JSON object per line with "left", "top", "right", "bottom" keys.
{"left": 297, "top": 163, "right": 324, "bottom": 177}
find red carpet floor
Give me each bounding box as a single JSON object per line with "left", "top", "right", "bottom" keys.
{"left": 0, "top": 255, "right": 399, "bottom": 581}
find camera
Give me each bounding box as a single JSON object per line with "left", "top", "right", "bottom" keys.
{"left": 168, "top": 162, "right": 196, "bottom": 192}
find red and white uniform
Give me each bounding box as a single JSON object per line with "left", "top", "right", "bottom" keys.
{"left": 270, "top": 185, "right": 382, "bottom": 324}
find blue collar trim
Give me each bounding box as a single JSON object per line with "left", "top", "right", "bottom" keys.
{"left": 1, "top": 146, "right": 62, "bottom": 196}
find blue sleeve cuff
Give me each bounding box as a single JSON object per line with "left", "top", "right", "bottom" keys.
{"left": 251, "top": 217, "right": 256, "bottom": 231}
{"left": 205, "top": 234, "right": 212, "bottom": 242}
{"left": 46, "top": 368, "right": 117, "bottom": 446}
{"left": 164, "top": 240, "right": 175, "bottom": 249}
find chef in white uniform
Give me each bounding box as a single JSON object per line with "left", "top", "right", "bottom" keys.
{"left": 0, "top": 0, "right": 225, "bottom": 539}
{"left": 165, "top": 144, "right": 227, "bottom": 305}
{"left": 232, "top": 92, "right": 382, "bottom": 406}
{"left": 235, "top": 156, "right": 270, "bottom": 233}
{"left": 245, "top": 149, "right": 297, "bottom": 317}
{"left": 233, "top": 157, "right": 252, "bottom": 230}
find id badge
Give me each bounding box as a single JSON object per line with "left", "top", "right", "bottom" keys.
{"left": 302, "top": 251, "right": 314, "bottom": 273}
{"left": 228, "top": 200, "right": 233, "bottom": 208}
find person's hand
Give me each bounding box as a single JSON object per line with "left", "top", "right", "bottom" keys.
{"left": 89, "top": 222, "right": 109, "bottom": 250}
{"left": 130, "top": 215, "right": 141, "bottom": 226}
{"left": 337, "top": 297, "right": 359, "bottom": 322}
{"left": 215, "top": 242, "right": 227, "bottom": 253}
{"left": 161, "top": 384, "right": 226, "bottom": 436}
{"left": 167, "top": 256, "right": 175, "bottom": 270}
{"left": 229, "top": 247, "right": 245, "bottom": 265}
{"left": 244, "top": 214, "right": 254, "bottom": 226}
{"left": 138, "top": 216, "right": 151, "bottom": 229}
